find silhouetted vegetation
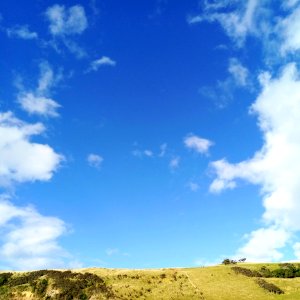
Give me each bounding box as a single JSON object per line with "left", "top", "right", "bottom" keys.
{"left": 222, "top": 258, "right": 237, "bottom": 265}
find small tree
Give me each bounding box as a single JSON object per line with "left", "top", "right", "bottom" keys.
{"left": 222, "top": 259, "right": 231, "bottom": 265}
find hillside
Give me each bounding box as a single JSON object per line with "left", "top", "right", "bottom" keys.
{"left": 1, "top": 263, "right": 300, "bottom": 299}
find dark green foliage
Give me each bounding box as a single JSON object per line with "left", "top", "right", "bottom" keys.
{"left": 0, "top": 273, "right": 12, "bottom": 286}
{"left": 0, "top": 270, "right": 115, "bottom": 299}
{"left": 259, "top": 266, "right": 272, "bottom": 278}
{"left": 222, "top": 258, "right": 237, "bottom": 265}
{"left": 233, "top": 264, "right": 300, "bottom": 280}
{"left": 260, "top": 264, "right": 300, "bottom": 279}
{"left": 231, "top": 267, "right": 262, "bottom": 277}
{"left": 255, "top": 278, "right": 284, "bottom": 294}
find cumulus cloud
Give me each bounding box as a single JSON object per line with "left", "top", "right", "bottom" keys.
{"left": 210, "top": 63, "right": 300, "bottom": 261}
{"left": 6, "top": 25, "right": 38, "bottom": 40}
{"left": 45, "top": 4, "right": 88, "bottom": 36}
{"left": 184, "top": 134, "right": 213, "bottom": 154}
{"left": 89, "top": 56, "right": 116, "bottom": 72}
{"left": 87, "top": 153, "right": 103, "bottom": 168}
{"left": 17, "top": 62, "right": 61, "bottom": 117}
{"left": 0, "top": 111, "right": 62, "bottom": 186}
{"left": 0, "top": 196, "right": 70, "bottom": 270}
{"left": 236, "top": 227, "right": 290, "bottom": 262}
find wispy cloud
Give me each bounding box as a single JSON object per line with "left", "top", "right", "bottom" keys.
{"left": 169, "top": 156, "right": 180, "bottom": 170}
{"left": 88, "top": 56, "right": 116, "bottom": 72}
{"left": 159, "top": 143, "right": 167, "bottom": 157}
{"left": 188, "top": 0, "right": 261, "bottom": 46}
{"left": 105, "top": 248, "right": 130, "bottom": 257}
{"left": 187, "top": 182, "right": 200, "bottom": 192}
{"left": 17, "top": 62, "right": 61, "bottom": 117}
{"left": 45, "top": 4, "right": 88, "bottom": 58}
{"left": 87, "top": 153, "right": 103, "bottom": 168}
{"left": 45, "top": 4, "right": 88, "bottom": 36}
{"left": 132, "top": 148, "right": 154, "bottom": 158}
{"left": 200, "top": 57, "right": 250, "bottom": 107}
{"left": 278, "top": 5, "right": 300, "bottom": 55}
{"left": 6, "top": 25, "right": 38, "bottom": 40}
{"left": 184, "top": 134, "right": 213, "bottom": 154}
{"left": 105, "top": 248, "right": 119, "bottom": 256}
{"left": 228, "top": 58, "right": 249, "bottom": 87}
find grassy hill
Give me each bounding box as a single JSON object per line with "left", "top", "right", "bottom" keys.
{"left": 1, "top": 263, "right": 300, "bottom": 299}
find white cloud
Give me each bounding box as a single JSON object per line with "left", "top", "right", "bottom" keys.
{"left": 0, "top": 196, "right": 69, "bottom": 270}
{"left": 0, "top": 111, "right": 63, "bottom": 186}
{"left": 210, "top": 63, "right": 300, "bottom": 261}
{"left": 228, "top": 58, "right": 249, "bottom": 87}
{"left": 44, "top": 4, "right": 88, "bottom": 58}
{"left": 188, "top": 0, "right": 263, "bottom": 46}
{"left": 6, "top": 25, "right": 38, "bottom": 40}
{"left": 37, "top": 61, "right": 57, "bottom": 93}
{"left": 87, "top": 153, "right": 103, "bottom": 168}
{"left": 184, "top": 134, "right": 213, "bottom": 154}
{"left": 18, "top": 93, "right": 60, "bottom": 118}
{"left": 144, "top": 150, "right": 153, "bottom": 157}
{"left": 278, "top": 5, "right": 300, "bottom": 55}
{"left": 169, "top": 156, "right": 180, "bottom": 170}
{"left": 200, "top": 58, "right": 250, "bottom": 107}
{"left": 236, "top": 227, "right": 290, "bottom": 262}
{"left": 89, "top": 56, "right": 116, "bottom": 72}
{"left": 45, "top": 4, "right": 88, "bottom": 36}
{"left": 17, "top": 62, "right": 61, "bottom": 117}
{"left": 132, "top": 148, "right": 154, "bottom": 158}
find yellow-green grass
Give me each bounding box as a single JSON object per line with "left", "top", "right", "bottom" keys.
{"left": 2, "top": 263, "right": 300, "bottom": 299}
{"left": 79, "top": 263, "right": 300, "bottom": 300}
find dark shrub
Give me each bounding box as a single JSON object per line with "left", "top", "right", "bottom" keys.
{"left": 255, "top": 278, "right": 284, "bottom": 294}
{"left": 259, "top": 266, "right": 272, "bottom": 278}
{"left": 222, "top": 258, "right": 237, "bottom": 265}
{"left": 231, "top": 267, "right": 262, "bottom": 277}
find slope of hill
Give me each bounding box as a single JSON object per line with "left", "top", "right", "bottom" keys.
{"left": 1, "top": 263, "right": 300, "bottom": 299}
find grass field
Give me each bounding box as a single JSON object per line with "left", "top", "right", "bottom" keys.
{"left": 2, "top": 263, "right": 300, "bottom": 299}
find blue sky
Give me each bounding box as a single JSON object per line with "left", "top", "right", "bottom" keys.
{"left": 1, "top": 0, "right": 300, "bottom": 270}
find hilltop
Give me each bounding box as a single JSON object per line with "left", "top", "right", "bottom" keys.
{"left": 1, "top": 263, "right": 300, "bottom": 299}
